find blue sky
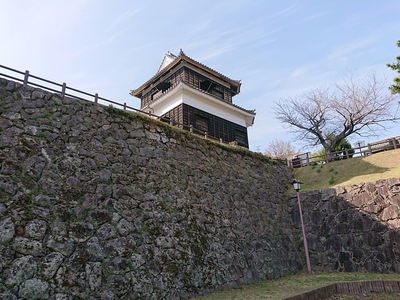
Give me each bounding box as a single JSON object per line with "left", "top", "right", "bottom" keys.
{"left": 1, "top": 0, "right": 400, "bottom": 153}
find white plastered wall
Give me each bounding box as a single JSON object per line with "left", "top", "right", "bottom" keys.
{"left": 147, "top": 83, "right": 254, "bottom": 127}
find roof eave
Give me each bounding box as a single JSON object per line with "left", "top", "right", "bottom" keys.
{"left": 143, "top": 81, "right": 255, "bottom": 116}
{"left": 131, "top": 50, "right": 242, "bottom": 98}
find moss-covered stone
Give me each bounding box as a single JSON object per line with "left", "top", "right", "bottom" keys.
{"left": 5, "top": 78, "right": 399, "bottom": 299}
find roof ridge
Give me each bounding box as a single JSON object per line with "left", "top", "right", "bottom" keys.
{"left": 131, "top": 50, "right": 242, "bottom": 97}
{"left": 157, "top": 51, "right": 178, "bottom": 73}
{"left": 178, "top": 50, "right": 241, "bottom": 84}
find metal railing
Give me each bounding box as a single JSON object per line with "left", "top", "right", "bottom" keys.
{"left": 0, "top": 64, "right": 242, "bottom": 148}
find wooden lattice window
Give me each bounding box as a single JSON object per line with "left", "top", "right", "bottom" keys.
{"left": 195, "top": 115, "right": 209, "bottom": 133}
{"left": 235, "top": 130, "right": 247, "bottom": 146}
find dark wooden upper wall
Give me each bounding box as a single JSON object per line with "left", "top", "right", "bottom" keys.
{"left": 140, "top": 65, "right": 235, "bottom": 108}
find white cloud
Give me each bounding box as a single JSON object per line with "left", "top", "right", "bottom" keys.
{"left": 326, "top": 37, "right": 378, "bottom": 62}
{"left": 290, "top": 65, "right": 314, "bottom": 78}
{"left": 107, "top": 7, "right": 141, "bottom": 30}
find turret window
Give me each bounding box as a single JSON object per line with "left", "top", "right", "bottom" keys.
{"left": 235, "top": 130, "right": 247, "bottom": 146}
{"left": 194, "top": 114, "right": 209, "bottom": 133}
{"left": 200, "top": 80, "right": 224, "bottom": 100}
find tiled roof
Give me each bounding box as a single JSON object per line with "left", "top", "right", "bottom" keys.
{"left": 178, "top": 49, "right": 241, "bottom": 84}
{"left": 130, "top": 50, "right": 241, "bottom": 97}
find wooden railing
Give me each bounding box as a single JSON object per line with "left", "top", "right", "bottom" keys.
{"left": 290, "top": 136, "right": 400, "bottom": 168}
{"left": 0, "top": 64, "right": 138, "bottom": 112}
{"left": 0, "top": 64, "right": 242, "bottom": 148}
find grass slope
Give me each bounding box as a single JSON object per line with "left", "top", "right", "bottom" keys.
{"left": 293, "top": 149, "right": 400, "bottom": 192}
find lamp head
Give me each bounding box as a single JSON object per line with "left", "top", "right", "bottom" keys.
{"left": 292, "top": 179, "right": 302, "bottom": 192}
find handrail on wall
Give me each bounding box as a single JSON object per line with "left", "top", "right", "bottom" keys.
{"left": 0, "top": 64, "right": 234, "bottom": 148}
{"left": 290, "top": 136, "right": 400, "bottom": 168}
{"left": 0, "top": 64, "right": 138, "bottom": 112}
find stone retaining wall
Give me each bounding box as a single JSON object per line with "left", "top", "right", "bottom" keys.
{"left": 290, "top": 178, "right": 400, "bottom": 274}
{"left": 0, "top": 79, "right": 302, "bottom": 299}
{"left": 2, "top": 77, "right": 400, "bottom": 299}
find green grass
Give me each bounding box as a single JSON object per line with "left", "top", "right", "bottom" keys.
{"left": 293, "top": 149, "right": 400, "bottom": 192}
{"left": 192, "top": 272, "right": 400, "bottom": 300}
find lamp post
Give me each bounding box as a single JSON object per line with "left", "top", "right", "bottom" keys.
{"left": 292, "top": 179, "right": 312, "bottom": 273}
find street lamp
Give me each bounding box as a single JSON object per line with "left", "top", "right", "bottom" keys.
{"left": 292, "top": 179, "right": 312, "bottom": 273}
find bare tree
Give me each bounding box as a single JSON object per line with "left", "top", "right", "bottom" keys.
{"left": 264, "top": 139, "right": 296, "bottom": 160}
{"left": 274, "top": 73, "right": 400, "bottom": 155}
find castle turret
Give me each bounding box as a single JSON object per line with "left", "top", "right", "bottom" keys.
{"left": 130, "top": 50, "right": 255, "bottom": 148}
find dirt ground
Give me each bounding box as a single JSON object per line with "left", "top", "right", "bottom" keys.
{"left": 328, "top": 293, "right": 400, "bottom": 299}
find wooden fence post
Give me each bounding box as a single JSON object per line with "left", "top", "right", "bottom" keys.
{"left": 94, "top": 93, "right": 98, "bottom": 103}
{"left": 123, "top": 103, "right": 126, "bottom": 110}
{"left": 23, "top": 70, "right": 29, "bottom": 87}
{"left": 205, "top": 132, "right": 208, "bottom": 139}
{"left": 367, "top": 144, "right": 372, "bottom": 155}
{"left": 190, "top": 125, "right": 193, "bottom": 133}
{"left": 61, "top": 83, "right": 66, "bottom": 98}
